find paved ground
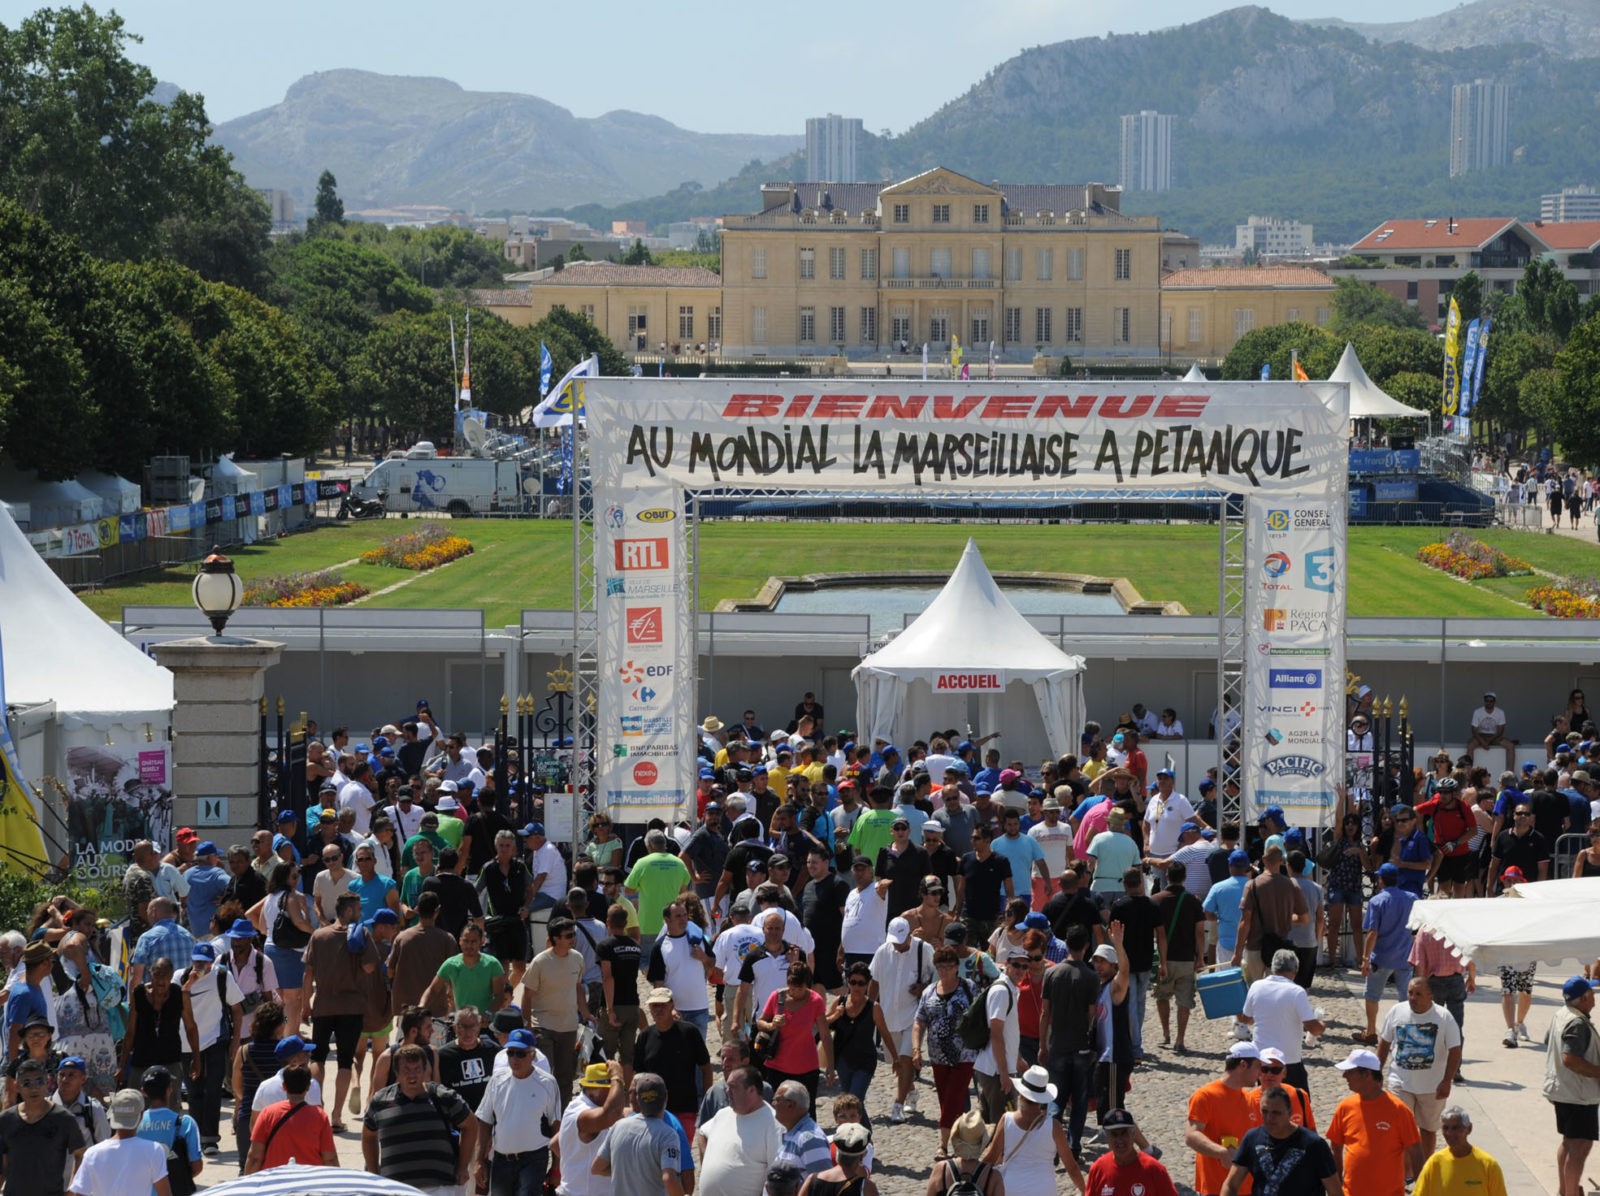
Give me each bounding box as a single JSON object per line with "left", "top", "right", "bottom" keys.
{"left": 197, "top": 943, "right": 1581, "bottom": 1194}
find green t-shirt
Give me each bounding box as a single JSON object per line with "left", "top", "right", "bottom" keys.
{"left": 400, "top": 866, "right": 434, "bottom": 917}
{"left": 623, "top": 852, "right": 691, "bottom": 935}
{"left": 401, "top": 830, "right": 448, "bottom": 870}
{"left": 437, "top": 952, "right": 504, "bottom": 1011}
{"left": 847, "top": 808, "right": 900, "bottom": 865}
{"left": 436, "top": 814, "right": 465, "bottom": 849}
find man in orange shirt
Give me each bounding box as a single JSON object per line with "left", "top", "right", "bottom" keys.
{"left": 245, "top": 1064, "right": 338, "bottom": 1173}
{"left": 1245, "top": 1045, "right": 1316, "bottom": 1130}
{"left": 1185, "top": 1042, "right": 1264, "bottom": 1195}
{"left": 1326, "top": 1047, "right": 1424, "bottom": 1196}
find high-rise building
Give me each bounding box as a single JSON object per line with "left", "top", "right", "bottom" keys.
{"left": 1449, "top": 79, "right": 1509, "bottom": 178}
{"left": 805, "top": 114, "right": 863, "bottom": 183}
{"left": 1541, "top": 185, "right": 1600, "bottom": 222}
{"left": 1119, "top": 111, "right": 1173, "bottom": 193}
{"left": 1235, "top": 215, "right": 1314, "bottom": 257}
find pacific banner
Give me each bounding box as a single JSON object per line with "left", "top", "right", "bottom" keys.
{"left": 585, "top": 380, "right": 1350, "bottom": 825}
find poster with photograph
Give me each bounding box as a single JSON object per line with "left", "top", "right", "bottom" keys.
{"left": 64, "top": 743, "right": 173, "bottom": 881}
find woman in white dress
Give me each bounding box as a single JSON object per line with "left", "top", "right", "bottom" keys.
{"left": 980, "top": 1065, "right": 1084, "bottom": 1193}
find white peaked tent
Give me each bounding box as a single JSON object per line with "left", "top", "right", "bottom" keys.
{"left": 76, "top": 471, "right": 141, "bottom": 515}
{"left": 1330, "top": 342, "right": 1429, "bottom": 419}
{"left": 1181, "top": 363, "right": 1208, "bottom": 383}
{"left": 853, "top": 540, "right": 1086, "bottom": 767}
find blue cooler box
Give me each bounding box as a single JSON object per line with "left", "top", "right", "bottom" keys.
{"left": 1198, "top": 967, "right": 1247, "bottom": 1019}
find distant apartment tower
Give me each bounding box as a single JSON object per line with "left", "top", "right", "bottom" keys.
{"left": 1542, "top": 185, "right": 1600, "bottom": 222}
{"left": 256, "top": 188, "right": 295, "bottom": 232}
{"left": 1235, "top": 215, "right": 1314, "bottom": 257}
{"left": 1449, "top": 79, "right": 1509, "bottom": 178}
{"left": 806, "top": 114, "right": 863, "bottom": 183}
{"left": 1120, "top": 111, "right": 1173, "bottom": 193}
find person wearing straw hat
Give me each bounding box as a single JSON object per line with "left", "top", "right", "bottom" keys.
{"left": 980, "top": 1064, "right": 1084, "bottom": 1194}
{"left": 555, "top": 1060, "right": 627, "bottom": 1196}
{"left": 923, "top": 1109, "right": 1000, "bottom": 1196}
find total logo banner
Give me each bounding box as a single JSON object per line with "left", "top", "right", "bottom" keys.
{"left": 597, "top": 484, "right": 693, "bottom": 813}
{"left": 1243, "top": 494, "right": 1347, "bottom": 827}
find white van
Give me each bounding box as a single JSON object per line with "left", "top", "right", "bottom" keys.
{"left": 351, "top": 455, "right": 524, "bottom": 515}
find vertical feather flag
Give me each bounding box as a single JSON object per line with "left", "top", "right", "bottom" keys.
{"left": 1441, "top": 298, "right": 1462, "bottom": 417}
{"left": 0, "top": 628, "right": 50, "bottom": 877}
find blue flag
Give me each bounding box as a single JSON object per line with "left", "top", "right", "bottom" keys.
{"left": 1259, "top": 363, "right": 1271, "bottom": 380}
{"left": 539, "top": 342, "right": 553, "bottom": 398}
{"left": 1466, "top": 318, "right": 1492, "bottom": 415}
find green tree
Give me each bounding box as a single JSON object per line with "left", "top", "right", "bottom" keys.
{"left": 567, "top": 242, "right": 589, "bottom": 262}
{"left": 336, "top": 223, "right": 510, "bottom": 290}
{"left": 1382, "top": 370, "right": 1445, "bottom": 418}
{"left": 1448, "top": 271, "right": 1483, "bottom": 325}
{"left": 309, "top": 170, "right": 345, "bottom": 236}
{"left": 162, "top": 174, "right": 272, "bottom": 294}
{"left": 1219, "top": 322, "right": 1339, "bottom": 381}
{"left": 1476, "top": 330, "right": 1559, "bottom": 442}
{"left": 1328, "top": 276, "right": 1428, "bottom": 337}
{"left": 1552, "top": 316, "right": 1600, "bottom": 467}
{"left": 1519, "top": 367, "right": 1566, "bottom": 448}
{"left": 619, "top": 238, "right": 652, "bottom": 266}
{"left": 1346, "top": 325, "right": 1443, "bottom": 385}
{"left": 1512, "top": 259, "right": 1581, "bottom": 342}
{"left": 0, "top": 7, "right": 256, "bottom": 269}
{"left": 531, "top": 305, "right": 631, "bottom": 377}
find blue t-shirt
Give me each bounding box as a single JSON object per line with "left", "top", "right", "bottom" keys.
{"left": 184, "top": 865, "right": 231, "bottom": 936}
{"left": 3, "top": 981, "right": 48, "bottom": 1041}
{"left": 137, "top": 1107, "right": 201, "bottom": 1195}
{"left": 1203, "top": 875, "right": 1249, "bottom": 954}
{"left": 349, "top": 873, "right": 397, "bottom": 922}
{"left": 1363, "top": 886, "right": 1418, "bottom": 968}
{"left": 1396, "top": 831, "right": 1432, "bottom": 895}
{"left": 662, "top": 1110, "right": 694, "bottom": 1174}
{"left": 991, "top": 832, "right": 1046, "bottom": 892}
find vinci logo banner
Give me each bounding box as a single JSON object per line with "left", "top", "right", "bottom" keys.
{"left": 1242, "top": 497, "right": 1347, "bottom": 828}
{"left": 596, "top": 485, "right": 692, "bottom": 815}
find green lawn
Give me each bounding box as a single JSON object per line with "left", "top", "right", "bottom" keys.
{"left": 74, "top": 518, "right": 1599, "bottom": 625}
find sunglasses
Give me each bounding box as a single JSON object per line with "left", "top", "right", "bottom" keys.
{"left": 1006, "top": 960, "right": 1029, "bottom": 969}
{"left": 1261, "top": 1064, "right": 1285, "bottom": 1074}
{"left": 847, "top": 978, "right": 869, "bottom": 987}
{"left": 19, "top": 1077, "right": 48, "bottom": 1088}
{"left": 1027, "top": 954, "right": 1045, "bottom": 962}
{"left": 505, "top": 1048, "right": 531, "bottom": 1058}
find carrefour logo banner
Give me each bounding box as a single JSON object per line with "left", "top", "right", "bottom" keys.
{"left": 585, "top": 380, "right": 1350, "bottom": 496}
{"left": 1243, "top": 496, "right": 1347, "bottom": 829}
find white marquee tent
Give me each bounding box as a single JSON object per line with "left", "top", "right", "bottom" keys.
{"left": 1330, "top": 342, "right": 1429, "bottom": 420}
{"left": 852, "top": 540, "right": 1086, "bottom": 769}
{"left": 77, "top": 470, "right": 142, "bottom": 516}
{"left": 1408, "top": 878, "right": 1600, "bottom": 968}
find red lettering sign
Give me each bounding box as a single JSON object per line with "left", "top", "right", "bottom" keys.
{"left": 934, "top": 673, "right": 1003, "bottom": 691}
{"left": 626, "top": 607, "right": 663, "bottom": 644}
{"left": 614, "top": 538, "right": 669, "bottom": 571}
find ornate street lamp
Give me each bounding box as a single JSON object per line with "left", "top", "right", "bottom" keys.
{"left": 192, "top": 548, "right": 243, "bottom": 636}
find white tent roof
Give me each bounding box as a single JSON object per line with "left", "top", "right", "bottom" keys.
{"left": 1181, "top": 363, "right": 1208, "bottom": 383}
{"left": 76, "top": 471, "right": 141, "bottom": 515}
{"left": 0, "top": 463, "right": 107, "bottom": 529}
{"left": 852, "top": 541, "right": 1086, "bottom": 763}
{"left": 0, "top": 503, "right": 173, "bottom": 729}
{"left": 1409, "top": 884, "right": 1600, "bottom": 968}
{"left": 1330, "top": 342, "right": 1429, "bottom": 419}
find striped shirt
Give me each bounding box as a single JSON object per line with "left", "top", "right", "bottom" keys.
{"left": 363, "top": 1082, "right": 470, "bottom": 1187}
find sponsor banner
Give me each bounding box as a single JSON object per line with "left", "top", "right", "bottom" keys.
{"left": 584, "top": 380, "right": 1350, "bottom": 496}
{"left": 595, "top": 485, "right": 692, "bottom": 818}
{"left": 27, "top": 483, "right": 325, "bottom": 559}
{"left": 167, "top": 504, "right": 191, "bottom": 533}
{"left": 278, "top": 484, "right": 293, "bottom": 510}
{"left": 63, "top": 743, "right": 174, "bottom": 882}
{"left": 1348, "top": 449, "right": 1421, "bottom": 474}
{"left": 1244, "top": 496, "right": 1347, "bottom": 828}
{"left": 145, "top": 508, "right": 169, "bottom": 538}
{"left": 248, "top": 491, "right": 266, "bottom": 516}
{"left": 1373, "top": 481, "right": 1418, "bottom": 502}
{"left": 60, "top": 523, "right": 99, "bottom": 555}
{"left": 118, "top": 513, "right": 143, "bottom": 543}
{"left": 933, "top": 672, "right": 1005, "bottom": 692}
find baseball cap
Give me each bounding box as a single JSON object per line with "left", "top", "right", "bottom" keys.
{"left": 699, "top": 768, "right": 716, "bottom": 780}
{"left": 140, "top": 1066, "right": 174, "bottom": 1092}
{"left": 999, "top": 768, "right": 1021, "bottom": 785}
{"left": 1101, "top": 1107, "right": 1138, "bottom": 1131}
{"left": 1501, "top": 866, "right": 1527, "bottom": 885}
{"left": 1261, "top": 805, "right": 1285, "bottom": 823}
{"left": 1228, "top": 849, "right": 1250, "bottom": 867}
{"left": 943, "top": 922, "right": 969, "bottom": 945}
{"left": 1179, "top": 821, "right": 1199, "bottom": 835}
{"left": 887, "top": 917, "right": 911, "bottom": 945}
{"left": 107, "top": 1089, "right": 145, "bottom": 1131}
{"left": 525, "top": 821, "right": 545, "bottom": 836}
{"left": 1199, "top": 778, "right": 1216, "bottom": 792}
{"left": 57, "top": 1056, "right": 87, "bottom": 1073}
{"left": 1022, "top": 912, "right": 1051, "bottom": 931}
{"left": 1091, "top": 944, "right": 1118, "bottom": 965}
{"left": 1227, "top": 1042, "right": 1262, "bottom": 1060}
{"left": 1483, "top": 691, "right": 1497, "bottom": 700}
{"left": 1258, "top": 1046, "right": 1287, "bottom": 1065}
{"left": 1563, "top": 976, "right": 1599, "bottom": 1003}
{"left": 275, "top": 809, "right": 297, "bottom": 824}
{"left": 891, "top": 817, "right": 910, "bottom": 830}
{"left": 1111, "top": 732, "right": 1125, "bottom": 744}
{"left": 1156, "top": 768, "right": 1175, "bottom": 779}
{"left": 369, "top": 909, "right": 399, "bottom": 926}
{"left": 1201, "top": 828, "right": 1218, "bottom": 840}
{"left": 921, "top": 820, "right": 944, "bottom": 836}
{"left": 319, "top": 781, "right": 338, "bottom": 794}
{"left": 317, "top": 809, "right": 336, "bottom": 824}
{"left": 1523, "top": 762, "right": 1539, "bottom": 773}
{"left": 646, "top": 987, "right": 675, "bottom": 1006}
{"left": 195, "top": 840, "right": 220, "bottom": 856}
{"left": 704, "top": 802, "right": 721, "bottom": 812}
{"left": 834, "top": 1121, "right": 871, "bottom": 1153}
{"left": 505, "top": 1028, "right": 537, "bottom": 1050}
{"left": 851, "top": 855, "right": 873, "bottom": 869}
{"left": 274, "top": 1035, "right": 309, "bottom": 1062}
{"left": 1336, "top": 1048, "right": 1383, "bottom": 1071}
{"left": 191, "top": 943, "right": 216, "bottom": 963}
{"left": 1377, "top": 862, "right": 1401, "bottom": 882}
{"left": 175, "top": 827, "right": 198, "bottom": 842}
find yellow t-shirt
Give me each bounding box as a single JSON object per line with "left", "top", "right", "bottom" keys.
{"left": 1412, "top": 1145, "right": 1506, "bottom": 1196}
{"left": 767, "top": 766, "right": 790, "bottom": 796}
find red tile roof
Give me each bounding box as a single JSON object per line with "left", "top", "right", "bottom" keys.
{"left": 1527, "top": 221, "right": 1600, "bottom": 251}
{"left": 536, "top": 263, "right": 720, "bottom": 288}
{"left": 1161, "top": 266, "right": 1332, "bottom": 289}
{"left": 1350, "top": 218, "right": 1524, "bottom": 252}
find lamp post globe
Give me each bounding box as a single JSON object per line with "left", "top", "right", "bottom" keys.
{"left": 192, "top": 548, "right": 243, "bottom": 636}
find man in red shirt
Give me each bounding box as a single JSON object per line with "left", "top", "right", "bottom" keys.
{"left": 1088, "top": 1107, "right": 1178, "bottom": 1196}
{"left": 1122, "top": 730, "right": 1150, "bottom": 793}
{"left": 1413, "top": 779, "right": 1478, "bottom": 899}
{"left": 245, "top": 1064, "right": 338, "bottom": 1173}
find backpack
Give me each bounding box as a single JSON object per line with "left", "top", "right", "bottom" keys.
{"left": 957, "top": 975, "right": 1011, "bottom": 1051}
{"left": 942, "top": 1159, "right": 990, "bottom": 1196}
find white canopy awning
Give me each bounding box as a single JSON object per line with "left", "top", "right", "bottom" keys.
{"left": 1181, "top": 363, "right": 1208, "bottom": 383}
{"left": 1408, "top": 884, "right": 1600, "bottom": 968}
{"left": 853, "top": 540, "right": 1085, "bottom": 767}
{"left": 1330, "top": 342, "right": 1429, "bottom": 419}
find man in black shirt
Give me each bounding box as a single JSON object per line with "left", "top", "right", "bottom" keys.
{"left": 436, "top": 1007, "right": 500, "bottom": 1111}
{"left": 460, "top": 798, "right": 513, "bottom": 878}
{"left": 1488, "top": 800, "right": 1553, "bottom": 891}
{"left": 874, "top": 818, "right": 928, "bottom": 921}
{"left": 920, "top": 822, "right": 962, "bottom": 908}
{"left": 635, "top": 989, "right": 712, "bottom": 1137}
{"left": 1038, "top": 923, "right": 1100, "bottom": 1157}
{"left": 421, "top": 848, "right": 484, "bottom": 939}
{"left": 956, "top": 824, "right": 1013, "bottom": 948}
{"left": 596, "top": 907, "right": 642, "bottom": 1075}
{"left": 1043, "top": 867, "right": 1104, "bottom": 948}
{"left": 1108, "top": 867, "right": 1161, "bottom": 1061}
{"left": 799, "top": 846, "right": 849, "bottom": 993}
{"left": 396, "top": 721, "right": 428, "bottom": 779}
{"left": 0, "top": 1057, "right": 85, "bottom": 1196}
{"left": 714, "top": 820, "right": 773, "bottom": 913}
{"left": 1150, "top": 860, "right": 1207, "bottom": 1052}
{"left": 1527, "top": 773, "right": 1573, "bottom": 845}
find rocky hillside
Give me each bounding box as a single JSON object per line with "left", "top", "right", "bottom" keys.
{"left": 212, "top": 69, "right": 801, "bottom": 212}
{"left": 1309, "top": 0, "right": 1600, "bottom": 59}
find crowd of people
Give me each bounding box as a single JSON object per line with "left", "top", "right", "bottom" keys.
{"left": 1, "top": 693, "right": 1595, "bottom": 1196}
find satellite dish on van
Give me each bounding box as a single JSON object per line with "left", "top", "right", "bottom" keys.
{"left": 522, "top": 477, "right": 540, "bottom": 496}
{"left": 462, "top": 420, "right": 488, "bottom": 455}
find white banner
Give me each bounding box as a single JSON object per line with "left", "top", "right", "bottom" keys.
{"left": 595, "top": 485, "right": 694, "bottom": 818}
{"left": 585, "top": 380, "right": 1350, "bottom": 495}
{"left": 1242, "top": 498, "right": 1348, "bottom": 829}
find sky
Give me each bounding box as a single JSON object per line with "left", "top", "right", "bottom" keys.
{"left": 40, "top": 0, "right": 1457, "bottom": 133}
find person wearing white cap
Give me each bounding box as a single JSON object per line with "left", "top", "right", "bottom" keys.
{"left": 1326, "top": 1047, "right": 1423, "bottom": 1195}
{"left": 67, "top": 1089, "right": 167, "bottom": 1196}
{"left": 979, "top": 1064, "right": 1084, "bottom": 1193}
{"left": 869, "top": 915, "right": 933, "bottom": 1123}
{"left": 1184, "top": 1043, "right": 1263, "bottom": 1196}
{"left": 1245, "top": 1046, "right": 1316, "bottom": 1131}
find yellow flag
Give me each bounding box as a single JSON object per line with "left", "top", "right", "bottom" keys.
{"left": 950, "top": 334, "right": 963, "bottom": 372}
{"left": 1442, "top": 298, "right": 1462, "bottom": 416}
{"left": 1293, "top": 360, "right": 1309, "bottom": 382}
{"left": 0, "top": 719, "right": 49, "bottom": 879}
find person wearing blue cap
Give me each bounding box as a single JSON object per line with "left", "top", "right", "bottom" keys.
{"left": 1547, "top": 975, "right": 1600, "bottom": 1196}
{"left": 1202, "top": 850, "right": 1253, "bottom": 966}
{"left": 176, "top": 941, "right": 244, "bottom": 1154}
{"left": 1357, "top": 863, "right": 1417, "bottom": 1045}
{"left": 53, "top": 1052, "right": 110, "bottom": 1151}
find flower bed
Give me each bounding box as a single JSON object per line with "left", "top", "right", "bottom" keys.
{"left": 1415, "top": 532, "right": 1532, "bottom": 581}
{"left": 243, "top": 568, "right": 370, "bottom": 608}
{"left": 1528, "top": 579, "right": 1600, "bottom": 619}
{"left": 360, "top": 524, "right": 475, "bottom": 571}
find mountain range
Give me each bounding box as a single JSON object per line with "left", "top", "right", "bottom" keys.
{"left": 209, "top": 1, "right": 1600, "bottom": 243}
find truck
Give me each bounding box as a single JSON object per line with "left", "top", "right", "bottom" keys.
{"left": 350, "top": 443, "right": 527, "bottom": 516}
